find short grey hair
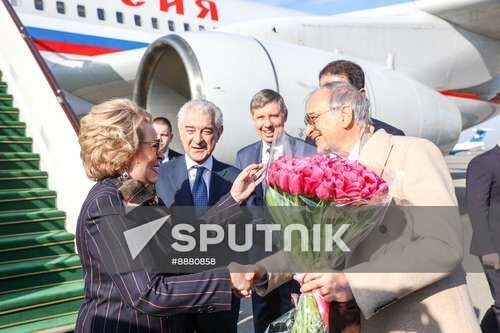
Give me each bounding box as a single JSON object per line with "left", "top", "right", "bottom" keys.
{"left": 311, "top": 82, "right": 372, "bottom": 127}
{"left": 177, "top": 99, "right": 223, "bottom": 132}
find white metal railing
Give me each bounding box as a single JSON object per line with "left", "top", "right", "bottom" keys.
{"left": 0, "top": 0, "right": 93, "bottom": 235}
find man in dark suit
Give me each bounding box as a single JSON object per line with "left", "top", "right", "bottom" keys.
{"left": 156, "top": 100, "right": 242, "bottom": 333}
{"left": 466, "top": 144, "right": 500, "bottom": 332}
{"left": 318, "top": 60, "right": 405, "bottom": 136}
{"left": 153, "top": 116, "right": 182, "bottom": 163}
{"left": 236, "top": 89, "right": 315, "bottom": 333}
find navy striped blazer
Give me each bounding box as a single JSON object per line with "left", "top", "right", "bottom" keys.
{"left": 75, "top": 179, "right": 239, "bottom": 332}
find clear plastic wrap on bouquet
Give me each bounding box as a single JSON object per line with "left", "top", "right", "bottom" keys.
{"left": 263, "top": 131, "right": 393, "bottom": 332}
{"left": 264, "top": 293, "right": 327, "bottom": 333}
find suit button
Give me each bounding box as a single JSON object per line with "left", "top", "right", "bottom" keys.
{"left": 379, "top": 225, "right": 387, "bottom": 234}
{"left": 207, "top": 305, "right": 216, "bottom": 312}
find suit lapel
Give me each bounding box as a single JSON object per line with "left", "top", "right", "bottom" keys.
{"left": 359, "top": 129, "right": 394, "bottom": 179}
{"left": 286, "top": 133, "right": 296, "bottom": 156}
{"left": 208, "top": 158, "right": 228, "bottom": 206}
{"left": 253, "top": 143, "right": 264, "bottom": 201}
{"left": 251, "top": 141, "right": 262, "bottom": 165}
{"left": 172, "top": 156, "right": 194, "bottom": 206}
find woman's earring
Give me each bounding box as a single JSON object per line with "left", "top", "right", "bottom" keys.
{"left": 121, "top": 169, "right": 130, "bottom": 180}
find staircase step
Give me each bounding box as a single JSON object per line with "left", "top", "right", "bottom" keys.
{"left": 0, "top": 94, "right": 13, "bottom": 107}
{"left": 0, "top": 121, "right": 26, "bottom": 136}
{"left": 0, "top": 82, "right": 7, "bottom": 94}
{"left": 0, "top": 279, "right": 83, "bottom": 313}
{"left": 0, "top": 280, "right": 83, "bottom": 330}
{"left": 0, "top": 108, "right": 19, "bottom": 122}
{"left": 0, "top": 311, "right": 77, "bottom": 333}
{"left": 0, "top": 189, "right": 56, "bottom": 212}
{"left": 0, "top": 254, "right": 82, "bottom": 294}
{"left": 0, "top": 170, "right": 47, "bottom": 191}
{"left": 0, "top": 136, "right": 32, "bottom": 153}
{"left": 0, "top": 210, "right": 65, "bottom": 235}
{"left": 0, "top": 152, "right": 40, "bottom": 170}
{"left": 0, "top": 231, "right": 74, "bottom": 263}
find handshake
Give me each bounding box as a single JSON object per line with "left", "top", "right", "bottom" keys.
{"left": 227, "top": 262, "right": 266, "bottom": 298}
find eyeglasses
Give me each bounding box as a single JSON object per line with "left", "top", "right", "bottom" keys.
{"left": 303, "top": 106, "right": 345, "bottom": 126}
{"left": 140, "top": 139, "right": 161, "bottom": 152}
{"left": 304, "top": 109, "right": 330, "bottom": 126}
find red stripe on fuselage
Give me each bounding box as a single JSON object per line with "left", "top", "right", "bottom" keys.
{"left": 33, "top": 38, "right": 121, "bottom": 56}
{"left": 440, "top": 90, "right": 500, "bottom": 105}
{"left": 440, "top": 90, "right": 481, "bottom": 100}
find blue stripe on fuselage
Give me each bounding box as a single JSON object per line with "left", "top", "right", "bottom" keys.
{"left": 26, "top": 26, "right": 148, "bottom": 50}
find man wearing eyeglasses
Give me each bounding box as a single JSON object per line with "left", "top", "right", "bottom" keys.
{"left": 255, "top": 82, "right": 479, "bottom": 332}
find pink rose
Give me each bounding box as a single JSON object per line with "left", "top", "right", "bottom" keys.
{"left": 277, "top": 173, "right": 290, "bottom": 193}
{"left": 288, "top": 173, "right": 304, "bottom": 195}
{"left": 303, "top": 177, "right": 321, "bottom": 197}
{"left": 316, "top": 179, "right": 335, "bottom": 201}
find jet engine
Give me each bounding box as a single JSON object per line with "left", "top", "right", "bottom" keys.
{"left": 134, "top": 32, "right": 462, "bottom": 162}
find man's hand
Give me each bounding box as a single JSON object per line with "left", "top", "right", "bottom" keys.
{"left": 228, "top": 262, "right": 262, "bottom": 297}
{"left": 301, "top": 271, "right": 353, "bottom": 303}
{"left": 230, "top": 164, "right": 264, "bottom": 203}
{"left": 482, "top": 253, "right": 500, "bottom": 270}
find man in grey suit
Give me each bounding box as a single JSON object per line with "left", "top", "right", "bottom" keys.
{"left": 235, "top": 89, "right": 315, "bottom": 333}
{"left": 466, "top": 144, "right": 500, "bottom": 332}
{"left": 156, "top": 100, "right": 244, "bottom": 333}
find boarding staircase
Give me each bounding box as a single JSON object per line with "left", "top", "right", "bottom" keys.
{"left": 0, "top": 71, "right": 83, "bottom": 332}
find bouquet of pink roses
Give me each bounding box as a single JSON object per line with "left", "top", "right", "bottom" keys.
{"left": 265, "top": 154, "right": 391, "bottom": 333}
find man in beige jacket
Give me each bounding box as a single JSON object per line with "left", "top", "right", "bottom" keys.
{"left": 255, "top": 82, "right": 480, "bottom": 332}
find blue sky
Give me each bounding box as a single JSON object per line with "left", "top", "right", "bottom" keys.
{"left": 251, "top": 0, "right": 411, "bottom": 15}
{"left": 252, "top": 0, "right": 500, "bottom": 148}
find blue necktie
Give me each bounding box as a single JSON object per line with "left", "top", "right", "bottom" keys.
{"left": 192, "top": 166, "right": 208, "bottom": 217}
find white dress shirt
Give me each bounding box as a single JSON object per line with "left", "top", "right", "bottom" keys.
{"left": 348, "top": 140, "right": 361, "bottom": 161}
{"left": 261, "top": 142, "right": 271, "bottom": 165}
{"left": 262, "top": 141, "right": 284, "bottom": 166}
{"left": 185, "top": 155, "right": 213, "bottom": 201}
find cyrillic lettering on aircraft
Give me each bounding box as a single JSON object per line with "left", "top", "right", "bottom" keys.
{"left": 122, "top": 0, "right": 146, "bottom": 6}
{"left": 122, "top": 0, "right": 220, "bottom": 22}
{"left": 159, "top": 0, "right": 185, "bottom": 15}
{"left": 195, "top": 0, "right": 219, "bottom": 21}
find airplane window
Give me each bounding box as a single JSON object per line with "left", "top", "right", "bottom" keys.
{"left": 199, "top": 25, "right": 205, "bottom": 31}
{"left": 184, "top": 23, "right": 190, "bottom": 31}
{"left": 10, "top": 0, "right": 18, "bottom": 6}
{"left": 151, "top": 17, "right": 158, "bottom": 30}
{"left": 97, "top": 8, "right": 105, "bottom": 21}
{"left": 116, "top": 11, "right": 124, "bottom": 23}
{"left": 134, "top": 14, "right": 141, "bottom": 27}
{"left": 77, "top": 5, "right": 86, "bottom": 18}
{"left": 34, "top": 0, "right": 43, "bottom": 11}
{"left": 168, "top": 20, "right": 175, "bottom": 32}
{"left": 56, "top": 1, "right": 65, "bottom": 14}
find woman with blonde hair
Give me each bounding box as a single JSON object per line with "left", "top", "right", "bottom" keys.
{"left": 76, "top": 98, "right": 262, "bottom": 332}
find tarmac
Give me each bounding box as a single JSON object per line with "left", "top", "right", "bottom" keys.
{"left": 236, "top": 150, "right": 493, "bottom": 332}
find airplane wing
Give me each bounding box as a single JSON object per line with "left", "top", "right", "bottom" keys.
{"left": 416, "top": 0, "right": 500, "bottom": 39}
